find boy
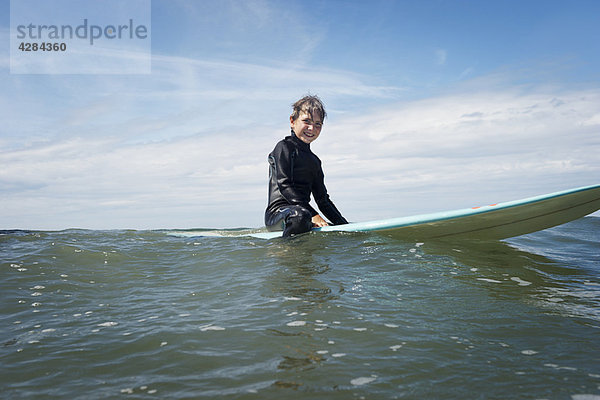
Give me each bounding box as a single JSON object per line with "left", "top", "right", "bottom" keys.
{"left": 265, "top": 95, "right": 348, "bottom": 237}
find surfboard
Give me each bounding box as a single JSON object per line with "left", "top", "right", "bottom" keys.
{"left": 169, "top": 184, "right": 600, "bottom": 241}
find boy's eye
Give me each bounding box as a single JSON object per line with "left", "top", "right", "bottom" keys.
{"left": 303, "top": 119, "right": 322, "bottom": 127}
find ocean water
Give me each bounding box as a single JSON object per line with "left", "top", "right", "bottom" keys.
{"left": 1, "top": 217, "right": 599, "bottom": 399}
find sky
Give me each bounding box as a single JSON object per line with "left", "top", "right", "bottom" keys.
{"left": 1, "top": 0, "right": 599, "bottom": 230}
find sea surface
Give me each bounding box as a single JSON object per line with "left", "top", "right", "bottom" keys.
{"left": 1, "top": 217, "right": 599, "bottom": 399}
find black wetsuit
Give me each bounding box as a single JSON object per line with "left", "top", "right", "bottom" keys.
{"left": 265, "top": 131, "right": 348, "bottom": 236}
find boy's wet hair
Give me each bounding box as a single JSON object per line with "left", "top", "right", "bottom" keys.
{"left": 291, "top": 95, "right": 327, "bottom": 122}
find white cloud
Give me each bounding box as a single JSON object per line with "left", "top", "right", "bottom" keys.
{"left": 315, "top": 87, "right": 600, "bottom": 221}
{"left": 582, "top": 113, "right": 600, "bottom": 126}
{"left": 2, "top": 46, "right": 599, "bottom": 229}
{"left": 3, "top": 82, "right": 599, "bottom": 230}
{"left": 0, "top": 51, "right": 402, "bottom": 147}
{"left": 0, "top": 131, "right": 270, "bottom": 229}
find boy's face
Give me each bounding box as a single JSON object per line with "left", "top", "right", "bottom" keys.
{"left": 290, "top": 111, "right": 323, "bottom": 144}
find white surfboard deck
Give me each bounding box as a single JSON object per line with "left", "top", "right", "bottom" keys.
{"left": 170, "top": 184, "right": 600, "bottom": 241}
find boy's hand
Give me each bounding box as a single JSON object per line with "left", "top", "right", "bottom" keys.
{"left": 311, "top": 214, "right": 329, "bottom": 228}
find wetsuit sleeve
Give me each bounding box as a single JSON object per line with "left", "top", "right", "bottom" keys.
{"left": 313, "top": 165, "right": 348, "bottom": 225}
{"left": 270, "top": 142, "right": 319, "bottom": 216}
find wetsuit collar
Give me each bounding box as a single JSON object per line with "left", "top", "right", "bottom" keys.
{"left": 290, "top": 129, "right": 310, "bottom": 149}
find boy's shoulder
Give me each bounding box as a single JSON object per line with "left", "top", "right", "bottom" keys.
{"left": 272, "top": 135, "right": 291, "bottom": 149}
{"left": 273, "top": 135, "right": 299, "bottom": 150}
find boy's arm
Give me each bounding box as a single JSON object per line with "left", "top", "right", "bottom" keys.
{"left": 313, "top": 168, "right": 348, "bottom": 225}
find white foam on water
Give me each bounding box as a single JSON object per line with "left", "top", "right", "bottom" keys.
{"left": 521, "top": 350, "right": 538, "bottom": 355}
{"left": 390, "top": 345, "right": 402, "bottom": 351}
{"left": 384, "top": 323, "right": 399, "bottom": 328}
{"left": 351, "top": 376, "right": 377, "bottom": 386}
{"left": 477, "top": 278, "right": 503, "bottom": 284}
{"left": 332, "top": 353, "right": 346, "bottom": 357}
{"left": 546, "top": 364, "right": 578, "bottom": 371}
{"left": 316, "top": 350, "right": 328, "bottom": 355}
{"left": 200, "top": 325, "right": 225, "bottom": 331}
{"left": 353, "top": 328, "right": 367, "bottom": 332}
{"left": 286, "top": 321, "right": 306, "bottom": 327}
{"left": 511, "top": 277, "right": 532, "bottom": 286}
{"left": 97, "top": 322, "right": 118, "bottom": 327}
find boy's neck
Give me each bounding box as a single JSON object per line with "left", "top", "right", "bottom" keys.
{"left": 290, "top": 129, "right": 310, "bottom": 147}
